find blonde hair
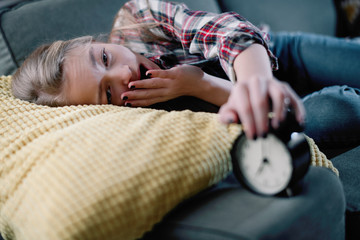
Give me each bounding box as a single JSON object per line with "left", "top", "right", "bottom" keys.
{"left": 11, "top": 36, "right": 93, "bottom": 106}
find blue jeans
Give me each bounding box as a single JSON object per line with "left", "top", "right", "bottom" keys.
{"left": 269, "top": 32, "right": 360, "bottom": 148}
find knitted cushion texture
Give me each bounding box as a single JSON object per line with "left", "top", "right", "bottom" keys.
{"left": 0, "top": 75, "right": 337, "bottom": 240}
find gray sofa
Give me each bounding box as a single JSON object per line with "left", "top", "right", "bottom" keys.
{"left": 0, "top": 0, "right": 358, "bottom": 239}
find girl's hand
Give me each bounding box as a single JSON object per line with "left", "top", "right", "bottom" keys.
{"left": 121, "top": 65, "right": 204, "bottom": 107}
{"left": 121, "top": 65, "right": 232, "bottom": 107}
{"left": 219, "top": 76, "right": 305, "bottom": 139}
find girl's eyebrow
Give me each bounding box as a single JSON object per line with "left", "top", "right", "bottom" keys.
{"left": 89, "top": 46, "right": 97, "bottom": 67}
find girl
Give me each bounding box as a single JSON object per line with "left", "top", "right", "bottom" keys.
{"left": 11, "top": 0, "right": 360, "bottom": 145}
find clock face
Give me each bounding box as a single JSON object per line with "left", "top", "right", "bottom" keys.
{"left": 236, "top": 134, "right": 293, "bottom": 195}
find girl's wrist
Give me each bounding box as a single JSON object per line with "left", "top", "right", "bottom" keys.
{"left": 192, "top": 72, "right": 232, "bottom": 106}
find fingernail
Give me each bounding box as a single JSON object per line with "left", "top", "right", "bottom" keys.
{"left": 227, "top": 118, "right": 234, "bottom": 124}
{"left": 130, "top": 85, "right": 135, "bottom": 89}
{"left": 146, "top": 72, "right": 152, "bottom": 77}
{"left": 298, "top": 121, "right": 305, "bottom": 131}
{"left": 125, "top": 103, "right": 132, "bottom": 107}
{"left": 122, "top": 96, "right": 128, "bottom": 100}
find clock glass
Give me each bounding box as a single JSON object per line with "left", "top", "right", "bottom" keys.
{"left": 237, "top": 134, "right": 293, "bottom": 195}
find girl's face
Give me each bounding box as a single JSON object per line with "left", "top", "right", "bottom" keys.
{"left": 63, "top": 43, "right": 160, "bottom": 106}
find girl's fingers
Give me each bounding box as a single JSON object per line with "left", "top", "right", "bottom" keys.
{"left": 286, "top": 86, "right": 306, "bottom": 125}
{"left": 128, "top": 77, "right": 167, "bottom": 89}
{"left": 268, "top": 82, "right": 287, "bottom": 129}
{"left": 235, "top": 86, "right": 256, "bottom": 139}
{"left": 220, "top": 78, "right": 305, "bottom": 140}
{"left": 145, "top": 68, "right": 176, "bottom": 79}
{"left": 248, "top": 77, "right": 269, "bottom": 137}
{"left": 268, "top": 81, "right": 306, "bottom": 129}
{"left": 218, "top": 106, "right": 239, "bottom": 124}
{"left": 220, "top": 83, "right": 256, "bottom": 139}
{"left": 122, "top": 88, "right": 166, "bottom": 101}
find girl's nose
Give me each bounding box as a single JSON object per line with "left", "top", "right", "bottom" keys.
{"left": 107, "top": 64, "right": 132, "bottom": 85}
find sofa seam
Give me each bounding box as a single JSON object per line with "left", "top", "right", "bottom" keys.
{"left": 346, "top": 209, "right": 360, "bottom": 216}
{"left": 0, "top": 14, "right": 18, "bottom": 69}
{"left": 215, "top": 0, "right": 227, "bottom": 12}
{"left": 162, "top": 221, "right": 252, "bottom": 240}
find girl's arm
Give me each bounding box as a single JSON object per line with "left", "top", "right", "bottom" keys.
{"left": 219, "top": 44, "right": 306, "bottom": 139}
{"left": 109, "top": 0, "right": 278, "bottom": 80}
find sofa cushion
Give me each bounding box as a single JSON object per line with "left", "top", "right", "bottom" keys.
{"left": 332, "top": 146, "right": 360, "bottom": 240}
{"left": 142, "top": 168, "right": 345, "bottom": 240}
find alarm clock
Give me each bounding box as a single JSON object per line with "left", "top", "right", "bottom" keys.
{"left": 231, "top": 109, "right": 311, "bottom": 196}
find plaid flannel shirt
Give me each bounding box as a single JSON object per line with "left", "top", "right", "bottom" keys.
{"left": 109, "top": 0, "right": 278, "bottom": 82}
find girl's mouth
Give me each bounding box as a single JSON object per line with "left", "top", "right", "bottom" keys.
{"left": 139, "top": 64, "right": 150, "bottom": 79}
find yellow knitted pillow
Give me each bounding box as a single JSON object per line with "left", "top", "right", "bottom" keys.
{"left": 0, "top": 75, "right": 337, "bottom": 240}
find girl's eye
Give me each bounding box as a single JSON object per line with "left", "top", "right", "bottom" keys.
{"left": 102, "top": 48, "right": 108, "bottom": 67}
{"left": 106, "top": 87, "right": 112, "bottom": 104}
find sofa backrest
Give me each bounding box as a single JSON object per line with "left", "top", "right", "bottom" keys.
{"left": 219, "top": 0, "right": 336, "bottom": 36}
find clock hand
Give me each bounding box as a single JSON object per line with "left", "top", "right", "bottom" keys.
{"left": 261, "top": 136, "right": 275, "bottom": 170}
{"left": 255, "top": 139, "right": 265, "bottom": 176}
{"left": 255, "top": 162, "right": 265, "bottom": 176}
{"left": 256, "top": 157, "right": 269, "bottom": 176}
